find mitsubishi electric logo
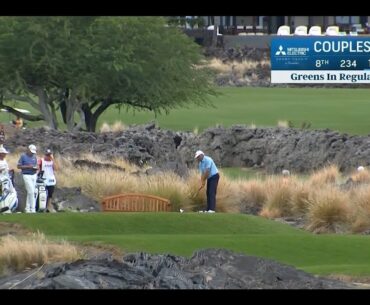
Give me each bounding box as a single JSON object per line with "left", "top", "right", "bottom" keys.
{"left": 275, "top": 45, "right": 286, "bottom": 55}
{"left": 275, "top": 45, "right": 309, "bottom": 56}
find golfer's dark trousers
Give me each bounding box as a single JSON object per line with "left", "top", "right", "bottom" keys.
{"left": 206, "top": 173, "right": 220, "bottom": 211}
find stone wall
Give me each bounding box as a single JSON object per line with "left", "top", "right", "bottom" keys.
{"left": 6, "top": 125, "right": 370, "bottom": 176}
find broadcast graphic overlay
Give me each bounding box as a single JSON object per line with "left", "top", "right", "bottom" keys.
{"left": 271, "top": 37, "right": 370, "bottom": 83}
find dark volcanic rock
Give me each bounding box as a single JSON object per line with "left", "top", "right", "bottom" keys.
{"left": 7, "top": 124, "right": 370, "bottom": 175}
{"left": 178, "top": 126, "right": 370, "bottom": 174}
{"left": 6, "top": 124, "right": 191, "bottom": 177}
{"left": 0, "top": 249, "right": 354, "bottom": 289}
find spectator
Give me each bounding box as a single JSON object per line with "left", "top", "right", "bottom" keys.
{"left": 38, "top": 149, "right": 58, "bottom": 212}
{"left": 194, "top": 150, "right": 220, "bottom": 213}
{"left": 17, "top": 144, "right": 38, "bottom": 213}
{"left": 0, "top": 146, "right": 10, "bottom": 176}
{"left": 0, "top": 125, "right": 5, "bottom": 145}
{"left": 12, "top": 116, "right": 23, "bottom": 129}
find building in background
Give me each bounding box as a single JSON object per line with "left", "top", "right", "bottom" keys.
{"left": 174, "top": 16, "right": 370, "bottom": 35}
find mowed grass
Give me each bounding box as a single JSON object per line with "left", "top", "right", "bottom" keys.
{"left": 4, "top": 87, "right": 370, "bottom": 135}
{"left": 220, "top": 167, "right": 267, "bottom": 180}
{"left": 97, "top": 87, "right": 370, "bottom": 135}
{"left": 2, "top": 213, "right": 370, "bottom": 277}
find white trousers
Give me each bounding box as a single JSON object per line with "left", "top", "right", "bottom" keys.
{"left": 23, "top": 174, "right": 37, "bottom": 212}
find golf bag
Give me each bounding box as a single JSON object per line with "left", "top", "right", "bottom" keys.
{"left": 0, "top": 173, "right": 18, "bottom": 213}
{"left": 35, "top": 170, "right": 48, "bottom": 212}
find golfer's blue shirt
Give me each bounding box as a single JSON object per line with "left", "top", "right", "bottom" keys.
{"left": 198, "top": 156, "right": 218, "bottom": 179}
{"left": 17, "top": 153, "right": 38, "bottom": 175}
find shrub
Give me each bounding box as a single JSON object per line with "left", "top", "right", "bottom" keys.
{"left": 99, "top": 121, "right": 127, "bottom": 133}
{"left": 308, "top": 165, "right": 341, "bottom": 186}
{"left": 239, "top": 180, "right": 267, "bottom": 214}
{"left": 143, "top": 172, "right": 187, "bottom": 211}
{"left": 351, "top": 168, "right": 370, "bottom": 184}
{"left": 259, "top": 176, "right": 297, "bottom": 218}
{"left": 349, "top": 185, "right": 370, "bottom": 233}
{"left": 290, "top": 182, "right": 311, "bottom": 216}
{"left": 306, "top": 187, "right": 350, "bottom": 233}
{"left": 277, "top": 120, "right": 289, "bottom": 128}
{"left": 0, "top": 232, "right": 81, "bottom": 276}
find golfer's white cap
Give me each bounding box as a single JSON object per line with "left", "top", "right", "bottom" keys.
{"left": 357, "top": 166, "right": 365, "bottom": 172}
{"left": 0, "top": 146, "right": 9, "bottom": 154}
{"left": 28, "top": 144, "right": 37, "bottom": 154}
{"left": 194, "top": 150, "right": 204, "bottom": 159}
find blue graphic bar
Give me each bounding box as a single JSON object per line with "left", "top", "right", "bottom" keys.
{"left": 271, "top": 37, "right": 370, "bottom": 71}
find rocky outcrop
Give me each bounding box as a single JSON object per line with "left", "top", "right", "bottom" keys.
{"left": 5, "top": 123, "right": 191, "bottom": 177}
{"left": 6, "top": 125, "right": 370, "bottom": 176}
{"left": 178, "top": 125, "right": 370, "bottom": 174}
{"left": 0, "top": 249, "right": 354, "bottom": 289}
{"left": 13, "top": 171, "right": 100, "bottom": 212}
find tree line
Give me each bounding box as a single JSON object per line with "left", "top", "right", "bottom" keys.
{"left": 0, "top": 16, "right": 217, "bottom": 132}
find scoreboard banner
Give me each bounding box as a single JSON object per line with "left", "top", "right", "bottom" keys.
{"left": 271, "top": 37, "right": 370, "bottom": 83}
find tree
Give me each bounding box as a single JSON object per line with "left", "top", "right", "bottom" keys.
{"left": 0, "top": 16, "right": 217, "bottom": 131}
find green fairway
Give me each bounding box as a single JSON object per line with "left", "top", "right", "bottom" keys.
{"left": 3, "top": 213, "right": 370, "bottom": 277}
{"left": 97, "top": 87, "right": 370, "bottom": 135}
{"left": 220, "top": 167, "right": 267, "bottom": 180}
{"left": 4, "top": 87, "right": 370, "bottom": 135}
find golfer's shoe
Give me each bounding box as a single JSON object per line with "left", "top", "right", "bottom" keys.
{"left": 206, "top": 210, "right": 216, "bottom": 213}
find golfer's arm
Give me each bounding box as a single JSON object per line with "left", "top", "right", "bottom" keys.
{"left": 201, "top": 169, "right": 210, "bottom": 184}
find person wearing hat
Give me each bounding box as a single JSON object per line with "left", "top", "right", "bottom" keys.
{"left": 17, "top": 144, "right": 38, "bottom": 213}
{"left": 194, "top": 150, "right": 220, "bottom": 213}
{"left": 38, "top": 149, "right": 58, "bottom": 212}
{"left": 0, "top": 146, "right": 10, "bottom": 176}
{"left": 12, "top": 116, "right": 23, "bottom": 129}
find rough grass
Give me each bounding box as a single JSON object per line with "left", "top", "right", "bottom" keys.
{"left": 239, "top": 180, "right": 267, "bottom": 212}
{"left": 54, "top": 154, "right": 370, "bottom": 233}
{"left": 308, "top": 165, "right": 341, "bottom": 186}
{"left": 290, "top": 182, "right": 311, "bottom": 216}
{"left": 306, "top": 187, "right": 350, "bottom": 233}
{"left": 349, "top": 185, "right": 370, "bottom": 233}
{"left": 0, "top": 232, "right": 81, "bottom": 276}
{"left": 4, "top": 214, "right": 370, "bottom": 277}
{"left": 351, "top": 168, "right": 370, "bottom": 184}
{"left": 8, "top": 152, "right": 370, "bottom": 234}
{"left": 206, "top": 58, "right": 270, "bottom": 76}
{"left": 260, "top": 176, "right": 297, "bottom": 218}
{"left": 99, "top": 121, "right": 127, "bottom": 133}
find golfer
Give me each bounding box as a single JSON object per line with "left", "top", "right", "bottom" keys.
{"left": 194, "top": 150, "right": 220, "bottom": 213}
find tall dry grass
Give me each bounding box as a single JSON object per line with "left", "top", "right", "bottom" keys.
{"left": 277, "top": 120, "right": 289, "bottom": 128}
{"left": 57, "top": 154, "right": 143, "bottom": 201}
{"left": 143, "top": 172, "right": 188, "bottom": 211}
{"left": 100, "top": 121, "right": 127, "bottom": 133}
{"left": 259, "top": 176, "right": 298, "bottom": 218}
{"left": 348, "top": 185, "right": 370, "bottom": 233}
{"left": 3, "top": 153, "right": 22, "bottom": 172}
{"left": 9, "top": 149, "right": 370, "bottom": 233}
{"left": 213, "top": 176, "right": 241, "bottom": 213}
{"left": 290, "top": 181, "right": 311, "bottom": 216}
{"left": 308, "top": 165, "right": 341, "bottom": 186}
{"left": 183, "top": 170, "right": 240, "bottom": 213}
{"left": 0, "top": 232, "right": 81, "bottom": 275}
{"left": 305, "top": 187, "right": 350, "bottom": 233}
{"left": 350, "top": 168, "right": 370, "bottom": 184}
{"left": 238, "top": 180, "right": 267, "bottom": 214}
{"left": 183, "top": 170, "right": 206, "bottom": 211}
{"left": 207, "top": 58, "right": 270, "bottom": 77}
